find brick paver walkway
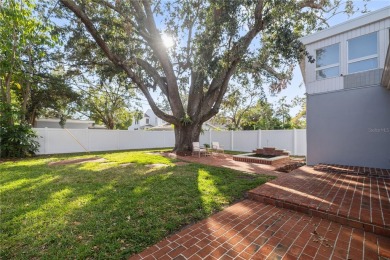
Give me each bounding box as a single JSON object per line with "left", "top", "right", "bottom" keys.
{"left": 314, "top": 164, "right": 390, "bottom": 178}
{"left": 129, "top": 154, "right": 390, "bottom": 259}
{"left": 130, "top": 200, "right": 390, "bottom": 260}
{"left": 248, "top": 166, "right": 390, "bottom": 237}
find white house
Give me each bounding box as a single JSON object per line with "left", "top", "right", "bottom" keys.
{"left": 128, "top": 109, "right": 166, "bottom": 130}
{"left": 300, "top": 7, "right": 390, "bottom": 168}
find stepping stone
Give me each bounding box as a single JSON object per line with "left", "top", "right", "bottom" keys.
{"left": 145, "top": 164, "right": 169, "bottom": 168}
{"left": 120, "top": 163, "right": 135, "bottom": 167}
{"left": 48, "top": 157, "right": 106, "bottom": 166}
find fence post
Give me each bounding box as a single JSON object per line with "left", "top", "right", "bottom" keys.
{"left": 87, "top": 129, "right": 91, "bottom": 152}
{"left": 257, "top": 129, "right": 262, "bottom": 149}
{"left": 293, "top": 129, "right": 297, "bottom": 156}
{"left": 230, "top": 130, "right": 234, "bottom": 151}
{"left": 116, "top": 130, "right": 120, "bottom": 150}
{"left": 44, "top": 127, "right": 49, "bottom": 154}
{"left": 85, "top": 129, "right": 90, "bottom": 151}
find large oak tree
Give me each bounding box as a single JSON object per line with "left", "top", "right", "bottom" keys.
{"left": 58, "top": 0, "right": 357, "bottom": 152}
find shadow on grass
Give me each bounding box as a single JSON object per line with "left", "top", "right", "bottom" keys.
{"left": 0, "top": 151, "right": 270, "bottom": 259}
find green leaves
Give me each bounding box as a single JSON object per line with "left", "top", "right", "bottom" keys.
{"left": 0, "top": 104, "right": 40, "bottom": 158}
{"left": 0, "top": 0, "right": 66, "bottom": 126}
{"left": 180, "top": 113, "right": 192, "bottom": 126}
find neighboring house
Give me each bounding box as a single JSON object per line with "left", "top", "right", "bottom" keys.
{"left": 35, "top": 118, "right": 107, "bottom": 129}
{"left": 128, "top": 108, "right": 227, "bottom": 131}
{"left": 34, "top": 118, "right": 95, "bottom": 129}
{"left": 300, "top": 7, "right": 390, "bottom": 168}
{"left": 147, "top": 122, "right": 227, "bottom": 131}
{"left": 128, "top": 109, "right": 165, "bottom": 130}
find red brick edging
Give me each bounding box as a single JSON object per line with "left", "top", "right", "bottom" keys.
{"left": 233, "top": 156, "right": 289, "bottom": 166}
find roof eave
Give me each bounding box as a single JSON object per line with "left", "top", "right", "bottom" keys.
{"left": 299, "top": 6, "right": 390, "bottom": 45}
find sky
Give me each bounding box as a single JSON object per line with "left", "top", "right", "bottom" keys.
{"left": 270, "top": 0, "right": 390, "bottom": 115}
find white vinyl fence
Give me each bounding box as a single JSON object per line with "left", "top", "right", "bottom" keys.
{"left": 33, "top": 128, "right": 306, "bottom": 156}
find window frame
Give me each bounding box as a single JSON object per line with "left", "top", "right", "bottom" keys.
{"left": 315, "top": 43, "right": 340, "bottom": 80}
{"left": 347, "top": 31, "right": 379, "bottom": 74}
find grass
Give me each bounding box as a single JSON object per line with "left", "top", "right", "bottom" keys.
{"left": 0, "top": 150, "right": 273, "bottom": 259}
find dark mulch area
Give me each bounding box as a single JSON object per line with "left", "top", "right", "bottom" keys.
{"left": 275, "top": 161, "right": 306, "bottom": 173}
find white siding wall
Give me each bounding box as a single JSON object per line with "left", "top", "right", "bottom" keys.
{"left": 304, "top": 18, "right": 390, "bottom": 94}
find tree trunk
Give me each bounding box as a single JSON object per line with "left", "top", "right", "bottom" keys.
{"left": 21, "top": 81, "right": 31, "bottom": 123}
{"left": 173, "top": 123, "right": 203, "bottom": 155}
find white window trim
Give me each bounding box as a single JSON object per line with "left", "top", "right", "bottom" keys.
{"left": 315, "top": 63, "right": 340, "bottom": 71}
{"left": 315, "top": 43, "right": 340, "bottom": 80}
{"left": 347, "top": 32, "right": 379, "bottom": 74}
{"left": 348, "top": 54, "right": 378, "bottom": 64}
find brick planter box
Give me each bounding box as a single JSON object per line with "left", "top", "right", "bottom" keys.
{"left": 233, "top": 153, "right": 289, "bottom": 165}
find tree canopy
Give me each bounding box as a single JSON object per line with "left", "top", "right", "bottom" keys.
{"left": 75, "top": 75, "right": 136, "bottom": 129}
{"left": 57, "top": 0, "right": 358, "bottom": 152}
{"left": 0, "top": 0, "right": 79, "bottom": 125}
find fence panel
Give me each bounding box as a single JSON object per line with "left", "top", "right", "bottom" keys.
{"left": 117, "top": 131, "right": 175, "bottom": 150}
{"left": 233, "top": 131, "right": 259, "bottom": 152}
{"left": 260, "top": 130, "right": 294, "bottom": 153}
{"left": 295, "top": 129, "right": 307, "bottom": 156}
{"left": 209, "top": 131, "right": 232, "bottom": 150}
{"left": 37, "top": 129, "right": 89, "bottom": 154}
{"left": 199, "top": 131, "right": 211, "bottom": 147}
{"left": 33, "top": 128, "right": 306, "bottom": 156}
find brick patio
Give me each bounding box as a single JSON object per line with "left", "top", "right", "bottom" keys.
{"left": 248, "top": 166, "right": 390, "bottom": 237}
{"left": 314, "top": 164, "right": 390, "bottom": 178}
{"left": 129, "top": 154, "right": 390, "bottom": 259}
{"left": 130, "top": 200, "right": 390, "bottom": 260}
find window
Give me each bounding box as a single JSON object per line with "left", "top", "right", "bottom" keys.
{"left": 316, "top": 43, "right": 340, "bottom": 80}
{"left": 348, "top": 32, "right": 378, "bottom": 74}
{"left": 146, "top": 118, "right": 149, "bottom": 124}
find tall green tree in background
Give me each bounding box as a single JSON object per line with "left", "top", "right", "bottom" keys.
{"left": 58, "top": 0, "right": 359, "bottom": 152}
{"left": 75, "top": 75, "right": 137, "bottom": 129}
{"left": 0, "top": 0, "right": 79, "bottom": 157}
{"left": 241, "top": 100, "right": 280, "bottom": 130}
{"left": 216, "top": 76, "right": 265, "bottom": 130}
{"left": 0, "top": 0, "right": 52, "bottom": 157}
{"left": 0, "top": 0, "right": 79, "bottom": 125}
{"left": 239, "top": 95, "right": 306, "bottom": 130}
{"left": 274, "top": 96, "right": 292, "bottom": 129}
{"left": 291, "top": 96, "right": 306, "bottom": 129}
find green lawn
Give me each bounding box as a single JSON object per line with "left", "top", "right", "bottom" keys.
{"left": 0, "top": 150, "right": 273, "bottom": 259}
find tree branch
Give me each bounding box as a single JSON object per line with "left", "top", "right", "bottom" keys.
{"left": 134, "top": 58, "right": 168, "bottom": 95}
{"left": 60, "top": 0, "right": 177, "bottom": 124}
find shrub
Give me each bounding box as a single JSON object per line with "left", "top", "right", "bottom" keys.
{"left": 0, "top": 104, "right": 40, "bottom": 158}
